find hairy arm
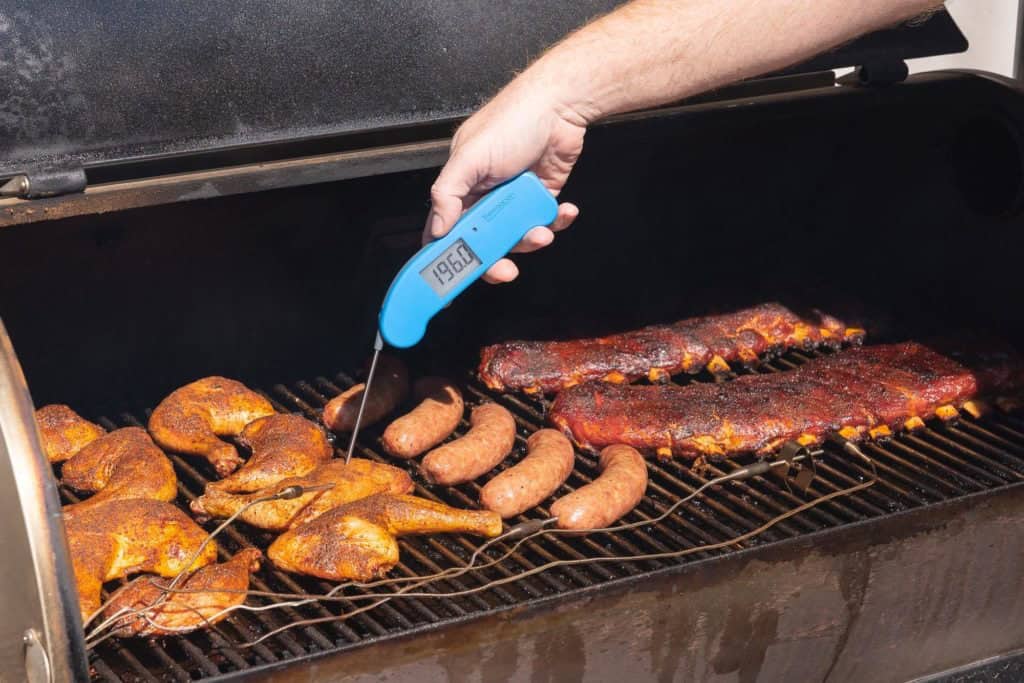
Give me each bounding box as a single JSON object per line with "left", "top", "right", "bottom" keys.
{"left": 534, "top": 0, "right": 943, "bottom": 124}
{"left": 430, "top": 0, "right": 945, "bottom": 282}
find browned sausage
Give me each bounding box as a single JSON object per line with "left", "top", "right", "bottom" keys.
{"left": 480, "top": 429, "right": 574, "bottom": 518}
{"left": 323, "top": 355, "right": 409, "bottom": 432}
{"left": 549, "top": 444, "right": 647, "bottom": 530}
{"left": 421, "top": 403, "right": 516, "bottom": 485}
{"left": 381, "top": 378, "right": 463, "bottom": 459}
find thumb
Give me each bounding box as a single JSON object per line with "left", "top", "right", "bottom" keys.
{"left": 425, "top": 156, "right": 475, "bottom": 242}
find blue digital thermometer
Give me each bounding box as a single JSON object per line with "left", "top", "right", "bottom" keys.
{"left": 379, "top": 171, "right": 558, "bottom": 348}
{"left": 345, "top": 171, "right": 558, "bottom": 460}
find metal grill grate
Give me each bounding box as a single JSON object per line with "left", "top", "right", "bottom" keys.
{"left": 74, "top": 349, "right": 1024, "bottom": 682}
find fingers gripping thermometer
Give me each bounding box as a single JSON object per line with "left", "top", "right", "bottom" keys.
{"left": 345, "top": 172, "right": 558, "bottom": 461}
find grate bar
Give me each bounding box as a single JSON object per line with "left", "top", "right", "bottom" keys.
{"left": 860, "top": 441, "right": 953, "bottom": 501}
{"left": 720, "top": 457, "right": 856, "bottom": 527}
{"left": 958, "top": 418, "right": 1024, "bottom": 462}
{"left": 868, "top": 438, "right": 980, "bottom": 496}
{"left": 818, "top": 444, "right": 930, "bottom": 508}
{"left": 886, "top": 436, "right": 992, "bottom": 490}
{"left": 906, "top": 431, "right": 1017, "bottom": 485}
{"left": 800, "top": 454, "right": 892, "bottom": 516}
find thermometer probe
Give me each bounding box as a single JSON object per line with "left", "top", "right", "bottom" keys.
{"left": 345, "top": 172, "right": 559, "bottom": 461}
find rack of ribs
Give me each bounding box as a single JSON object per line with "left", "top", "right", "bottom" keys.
{"left": 549, "top": 341, "right": 1024, "bottom": 459}
{"left": 478, "top": 303, "right": 865, "bottom": 394}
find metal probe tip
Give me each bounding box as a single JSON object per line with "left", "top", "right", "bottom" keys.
{"left": 503, "top": 518, "right": 555, "bottom": 540}
{"left": 0, "top": 175, "right": 28, "bottom": 197}
{"left": 345, "top": 331, "right": 384, "bottom": 463}
{"left": 274, "top": 483, "right": 336, "bottom": 500}
{"left": 275, "top": 485, "right": 304, "bottom": 500}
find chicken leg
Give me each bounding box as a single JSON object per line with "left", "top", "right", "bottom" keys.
{"left": 61, "top": 427, "right": 178, "bottom": 520}
{"left": 101, "top": 549, "right": 262, "bottom": 637}
{"left": 268, "top": 515, "right": 398, "bottom": 582}
{"left": 190, "top": 458, "right": 414, "bottom": 531}
{"left": 148, "top": 376, "right": 275, "bottom": 476}
{"left": 267, "top": 493, "right": 502, "bottom": 581}
{"left": 207, "top": 414, "right": 332, "bottom": 493}
{"left": 35, "top": 404, "right": 105, "bottom": 463}
{"left": 325, "top": 492, "right": 503, "bottom": 538}
{"left": 66, "top": 499, "right": 218, "bottom": 622}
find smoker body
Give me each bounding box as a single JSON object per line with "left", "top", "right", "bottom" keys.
{"left": 1, "top": 5, "right": 1023, "bottom": 681}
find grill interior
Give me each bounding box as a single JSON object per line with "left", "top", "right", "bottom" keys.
{"left": 7, "top": 72, "right": 1022, "bottom": 681}
{"left": 71, "top": 347, "right": 1024, "bottom": 682}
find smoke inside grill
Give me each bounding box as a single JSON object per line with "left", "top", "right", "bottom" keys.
{"left": 67, "top": 349, "right": 1024, "bottom": 682}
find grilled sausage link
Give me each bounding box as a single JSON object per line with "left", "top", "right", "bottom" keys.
{"left": 480, "top": 429, "right": 574, "bottom": 518}
{"left": 421, "top": 403, "right": 516, "bottom": 486}
{"left": 549, "top": 444, "right": 647, "bottom": 530}
{"left": 323, "top": 355, "right": 409, "bottom": 432}
{"left": 382, "top": 378, "right": 463, "bottom": 459}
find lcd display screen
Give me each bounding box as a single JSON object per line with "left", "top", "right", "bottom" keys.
{"left": 419, "top": 238, "right": 482, "bottom": 297}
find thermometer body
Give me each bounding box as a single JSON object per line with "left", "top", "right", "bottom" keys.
{"left": 347, "top": 171, "right": 557, "bottom": 461}
{"left": 379, "top": 172, "right": 558, "bottom": 348}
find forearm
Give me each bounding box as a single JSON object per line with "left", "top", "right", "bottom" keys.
{"left": 520, "top": 0, "right": 944, "bottom": 124}
{"left": 425, "top": 0, "right": 944, "bottom": 280}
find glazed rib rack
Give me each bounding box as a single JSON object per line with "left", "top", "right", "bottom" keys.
{"left": 72, "top": 350, "right": 1024, "bottom": 682}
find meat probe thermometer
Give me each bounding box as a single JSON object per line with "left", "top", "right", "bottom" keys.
{"left": 345, "top": 171, "right": 559, "bottom": 461}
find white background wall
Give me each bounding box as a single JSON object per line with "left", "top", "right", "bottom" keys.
{"left": 909, "top": 0, "right": 1019, "bottom": 76}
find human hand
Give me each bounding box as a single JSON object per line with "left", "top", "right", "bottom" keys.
{"left": 424, "top": 80, "right": 585, "bottom": 283}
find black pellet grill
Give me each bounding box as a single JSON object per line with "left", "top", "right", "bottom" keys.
{"left": 1, "top": 5, "right": 1022, "bottom": 682}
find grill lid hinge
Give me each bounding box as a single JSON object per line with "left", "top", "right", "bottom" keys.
{"left": 840, "top": 59, "right": 910, "bottom": 87}
{"left": 0, "top": 165, "right": 86, "bottom": 200}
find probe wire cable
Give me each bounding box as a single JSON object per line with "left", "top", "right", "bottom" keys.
{"left": 85, "top": 444, "right": 876, "bottom": 649}
{"left": 237, "top": 448, "right": 876, "bottom": 649}
{"left": 82, "top": 482, "right": 337, "bottom": 649}
{"left": 84, "top": 481, "right": 545, "bottom": 647}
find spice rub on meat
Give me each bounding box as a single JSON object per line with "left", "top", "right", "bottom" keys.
{"left": 479, "top": 303, "right": 865, "bottom": 395}
{"left": 101, "top": 549, "right": 262, "bottom": 637}
{"left": 35, "top": 405, "right": 106, "bottom": 463}
{"left": 148, "top": 376, "right": 276, "bottom": 476}
{"left": 61, "top": 427, "right": 177, "bottom": 520}
{"left": 65, "top": 499, "right": 218, "bottom": 622}
{"left": 549, "top": 341, "right": 1024, "bottom": 458}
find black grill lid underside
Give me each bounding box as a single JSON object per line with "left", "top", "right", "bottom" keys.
{"left": 0, "top": 3, "right": 965, "bottom": 179}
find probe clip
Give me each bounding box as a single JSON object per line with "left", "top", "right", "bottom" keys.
{"left": 769, "top": 441, "right": 817, "bottom": 494}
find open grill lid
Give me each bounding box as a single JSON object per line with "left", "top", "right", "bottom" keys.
{"left": 0, "top": 3, "right": 965, "bottom": 189}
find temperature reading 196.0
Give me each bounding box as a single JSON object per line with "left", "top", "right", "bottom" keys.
{"left": 419, "top": 238, "right": 483, "bottom": 297}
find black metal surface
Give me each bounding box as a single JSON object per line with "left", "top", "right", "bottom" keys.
{"left": 72, "top": 348, "right": 1024, "bottom": 682}
{"left": 0, "top": 3, "right": 965, "bottom": 180}
{"left": 918, "top": 649, "right": 1024, "bottom": 683}
{"left": 0, "top": 0, "right": 621, "bottom": 180}
{"left": 5, "top": 71, "right": 1024, "bottom": 415}
{"left": 777, "top": 8, "right": 966, "bottom": 77}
